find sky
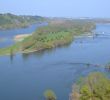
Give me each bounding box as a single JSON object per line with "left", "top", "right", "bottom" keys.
{"left": 0, "top": 0, "right": 110, "bottom": 18}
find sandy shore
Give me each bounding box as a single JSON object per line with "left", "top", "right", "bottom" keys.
{"left": 14, "top": 34, "right": 32, "bottom": 41}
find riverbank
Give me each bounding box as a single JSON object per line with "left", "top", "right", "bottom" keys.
{"left": 14, "top": 34, "right": 32, "bottom": 42}
{"left": 0, "top": 13, "right": 46, "bottom": 30}
{"left": 0, "top": 20, "right": 95, "bottom": 56}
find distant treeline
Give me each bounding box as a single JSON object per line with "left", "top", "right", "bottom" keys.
{"left": 0, "top": 13, "right": 46, "bottom": 30}
{"left": 71, "top": 18, "right": 110, "bottom": 24}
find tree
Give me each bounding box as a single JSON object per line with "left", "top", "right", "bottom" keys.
{"left": 44, "top": 89, "right": 57, "bottom": 100}
{"left": 70, "top": 72, "right": 110, "bottom": 100}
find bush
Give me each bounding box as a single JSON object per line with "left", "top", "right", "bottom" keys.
{"left": 44, "top": 90, "right": 57, "bottom": 100}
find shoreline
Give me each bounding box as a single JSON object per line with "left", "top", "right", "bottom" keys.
{"left": 0, "top": 39, "right": 73, "bottom": 56}
{"left": 0, "top": 31, "right": 95, "bottom": 56}
{"left": 0, "top": 38, "right": 73, "bottom": 56}
{"left": 0, "top": 32, "right": 74, "bottom": 56}
{"left": 0, "top": 32, "right": 94, "bottom": 56}
{"left": 14, "top": 34, "right": 32, "bottom": 42}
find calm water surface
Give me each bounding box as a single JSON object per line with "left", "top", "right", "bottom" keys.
{"left": 0, "top": 24, "right": 110, "bottom": 100}
{"left": 0, "top": 23, "right": 47, "bottom": 48}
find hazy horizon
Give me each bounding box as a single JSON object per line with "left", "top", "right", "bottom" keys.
{"left": 0, "top": 0, "right": 110, "bottom": 18}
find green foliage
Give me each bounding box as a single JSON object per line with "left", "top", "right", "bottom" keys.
{"left": 0, "top": 20, "right": 95, "bottom": 55}
{"left": 0, "top": 42, "right": 20, "bottom": 55}
{"left": 19, "top": 20, "right": 95, "bottom": 51}
{"left": 0, "top": 13, "right": 45, "bottom": 30}
{"left": 80, "top": 85, "right": 92, "bottom": 100}
{"left": 44, "top": 90, "right": 57, "bottom": 100}
{"left": 71, "top": 72, "right": 110, "bottom": 100}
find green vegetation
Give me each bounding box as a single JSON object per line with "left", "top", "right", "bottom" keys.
{"left": 70, "top": 72, "right": 110, "bottom": 100}
{"left": 0, "top": 13, "right": 45, "bottom": 30}
{"left": 0, "top": 42, "right": 21, "bottom": 55}
{"left": 0, "top": 20, "right": 95, "bottom": 55}
{"left": 44, "top": 90, "right": 57, "bottom": 100}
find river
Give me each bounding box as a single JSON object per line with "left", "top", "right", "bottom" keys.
{"left": 0, "top": 23, "right": 47, "bottom": 48}
{"left": 0, "top": 24, "right": 110, "bottom": 100}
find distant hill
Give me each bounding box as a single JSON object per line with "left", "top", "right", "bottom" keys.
{"left": 71, "top": 17, "right": 110, "bottom": 23}
{"left": 0, "top": 13, "right": 46, "bottom": 30}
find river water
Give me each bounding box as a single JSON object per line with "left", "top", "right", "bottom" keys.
{"left": 0, "top": 23, "right": 47, "bottom": 48}
{"left": 0, "top": 24, "right": 110, "bottom": 100}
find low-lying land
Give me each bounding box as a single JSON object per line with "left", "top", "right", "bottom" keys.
{"left": 0, "top": 19, "right": 95, "bottom": 55}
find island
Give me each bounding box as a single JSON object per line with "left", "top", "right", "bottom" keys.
{"left": 0, "top": 19, "right": 95, "bottom": 55}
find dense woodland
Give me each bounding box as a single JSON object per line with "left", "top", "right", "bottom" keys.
{"left": 0, "top": 13, "right": 45, "bottom": 30}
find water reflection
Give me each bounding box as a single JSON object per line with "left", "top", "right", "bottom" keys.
{"left": 22, "top": 43, "right": 71, "bottom": 60}
{"left": 9, "top": 54, "right": 14, "bottom": 64}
